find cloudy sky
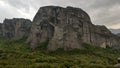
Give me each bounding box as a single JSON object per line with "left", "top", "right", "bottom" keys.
{"left": 0, "top": 0, "right": 120, "bottom": 29}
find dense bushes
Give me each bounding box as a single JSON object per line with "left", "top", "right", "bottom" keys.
{"left": 37, "top": 40, "right": 49, "bottom": 50}
{"left": 0, "top": 38, "right": 119, "bottom": 68}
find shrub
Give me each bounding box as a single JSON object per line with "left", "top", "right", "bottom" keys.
{"left": 37, "top": 40, "right": 49, "bottom": 50}
{"left": 33, "top": 63, "right": 51, "bottom": 68}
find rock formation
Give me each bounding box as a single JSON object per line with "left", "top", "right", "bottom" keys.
{"left": 0, "top": 23, "right": 3, "bottom": 36}
{"left": 0, "top": 6, "right": 119, "bottom": 50}
{"left": 28, "top": 6, "right": 120, "bottom": 50}
{"left": 2, "top": 18, "right": 31, "bottom": 40}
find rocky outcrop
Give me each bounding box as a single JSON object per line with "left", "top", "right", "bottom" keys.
{"left": 0, "top": 23, "right": 3, "bottom": 36}
{"left": 2, "top": 18, "right": 31, "bottom": 40}
{"left": 27, "top": 6, "right": 120, "bottom": 50}
{"left": 0, "top": 6, "right": 119, "bottom": 50}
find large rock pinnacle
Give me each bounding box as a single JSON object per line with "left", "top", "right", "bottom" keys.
{"left": 28, "top": 6, "right": 120, "bottom": 50}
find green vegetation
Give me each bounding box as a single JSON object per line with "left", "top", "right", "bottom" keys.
{"left": 37, "top": 40, "right": 49, "bottom": 50}
{"left": 0, "top": 37, "right": 120, "bottom": 68}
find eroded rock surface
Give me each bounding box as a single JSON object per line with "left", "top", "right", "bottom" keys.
{"left": 3, "top": 18, "right": 31, "bottom": 39}
{"left": 28, "top": 6, "right": 120, "bottom": 50}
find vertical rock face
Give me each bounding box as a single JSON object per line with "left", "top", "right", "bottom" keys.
{"left": 91, "top": 25, "right": 114, "bottom": 48}
{"left": 28, "top": 6, "right": 120, "bottom": 50}
{"left": 28, "top": 6, "right": 90, "bottom": 50}
{"left": 3, "top": 18, "right": 31, "bottom": 39}
{"left": 0, "top": 23, "right": 3, "bottom": 36}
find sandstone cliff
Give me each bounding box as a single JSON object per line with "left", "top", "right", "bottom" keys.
{"left": 28, "top": 6, "right": 120, "bottom": 50}
{"left": 2, "top": 18, "right": 31, "bottom": 40}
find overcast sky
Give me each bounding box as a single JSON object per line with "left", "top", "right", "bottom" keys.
{"left": 0, "top": 0, "right": 120, "bottom": 29}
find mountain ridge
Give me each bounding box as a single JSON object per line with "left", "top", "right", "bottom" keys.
{"left": 110, "top": 29, "right": 120, "bottom": 34}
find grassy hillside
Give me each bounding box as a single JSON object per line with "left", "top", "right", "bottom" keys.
{"left": 0, "top": 37, "right": 120, "bottom": 68}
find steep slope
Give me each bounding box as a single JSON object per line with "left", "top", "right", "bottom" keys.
{"left": 28, "top": 6, "right": 90, "bottom": 50}
{"left": 0, "top": 23, "right": 3, "bottom": 36}
{"left": 2, "top": 18, "right": 31, "bottom": 40}
{"left": 28, "top": 6, "right": 120, "bottom": 50}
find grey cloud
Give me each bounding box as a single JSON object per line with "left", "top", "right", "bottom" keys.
{"left": 90, "top": 0, "right": 120, "bottom": 9}
{"left": 0, "top": 0, "right": 120, "bottom": 29}
{"left": 0, "top": 7, "right": 27, "bottom": 23}
{"left": 4, "top": 0, "right": 31, "bottom": 12}
{"left": 88, "top": 3, "right": 120, "bottom": 27}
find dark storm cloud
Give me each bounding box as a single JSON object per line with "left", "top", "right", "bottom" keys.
{"left": 0, "top": 0, "right": 120, "bottom": 29}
